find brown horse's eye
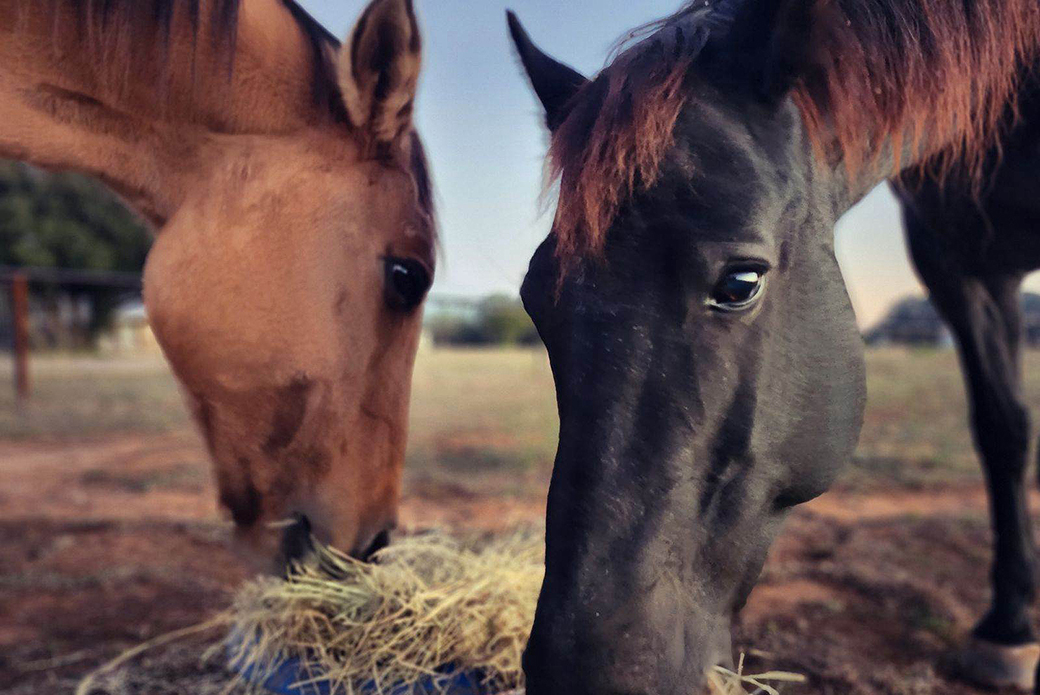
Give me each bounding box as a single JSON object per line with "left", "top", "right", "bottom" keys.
{"left": 384, "top": 257, "right": 431, "bottom": 312}
{"left": 709, "top": 269, "right": 765, "bottom": 312}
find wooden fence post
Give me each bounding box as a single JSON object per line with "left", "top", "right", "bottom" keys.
{"left": 10, "top": 272, "right": 30, "bottom": 402}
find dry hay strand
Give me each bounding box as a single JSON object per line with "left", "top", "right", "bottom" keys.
{"left": 707, "top": 654, "right": 807, "bottom": 695}
{"left": 73, "top": 626, "right": 250, "bottom": 695}
{"left": 223, "top": 530, "right": 805, "bottom": 695}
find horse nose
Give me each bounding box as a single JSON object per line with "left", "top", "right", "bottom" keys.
{"left": 355, "top": 527, "right": 392, "bottom": 562}
{"left": 523, "top": 621, "right": 669, "bottom": 695}
{"left": 522, "top": 595, "right": 728, "bottom": 695}
{"left": 280, "top": 516, "right": 393, "bottom": 568}
{"left": 279, "top": 513, "right": 314, "bottom": 573}
{"left": 524, "top": 634, "right": 662, "bottom": 695}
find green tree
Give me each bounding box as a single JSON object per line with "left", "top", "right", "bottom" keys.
{"left": 427, "top": 295, "right": 540, "bottom": 347}
{"left": 476, "top": 294, "right": 540, "bottom": 346}
{"left": 0, "top": 161, "right": 152, "bottom": 333}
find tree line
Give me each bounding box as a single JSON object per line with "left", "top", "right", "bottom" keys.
{"left": 0, "top": 160, "right": 152, "bottom": 335}
{"left": 427, "top": 295, "right": 540, "bottom": 347}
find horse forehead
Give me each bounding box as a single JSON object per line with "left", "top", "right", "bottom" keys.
{"left": 203, "top": 148, "right": 400, "bottom": 221}
{"left": 664, "top": 123, "right": 810, "bottom": 247}
{"left": 675, "top": 114, "right": 769, "bottom": 188}
{"left": 219, "top": 137, "right": 356, "bottom": 181}
{"left": 678, "top": 85, "right": 808, "bottom": 183}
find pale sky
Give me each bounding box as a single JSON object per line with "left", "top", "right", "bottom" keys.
{"left": 298, "top": 0, "right": 1040, "bottom": 329}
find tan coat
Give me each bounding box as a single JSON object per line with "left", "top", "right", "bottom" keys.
{"left": 0, "top": 0, "right": 435, "bottom": 565}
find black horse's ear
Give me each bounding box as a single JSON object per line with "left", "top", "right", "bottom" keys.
{"left": 506, "top": 11, "right": 589, "bottom": 130}
{"left": 708, "top": 0, "right": 814, "bottom": 103}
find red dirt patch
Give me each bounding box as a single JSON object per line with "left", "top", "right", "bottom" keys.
{"left": 0, "top": 432, "right": 1033, "bottom": 694}
{"left": 805, "top": 485, "right": 1040, "bottom": 522}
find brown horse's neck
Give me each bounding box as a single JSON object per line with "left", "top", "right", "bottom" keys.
{"left": 0, "top": 0, "right": 335, "bottom": 226}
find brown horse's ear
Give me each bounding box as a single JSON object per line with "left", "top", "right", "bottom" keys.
{"left": 338, "top": 0, "right": 422, "bottom": 150}
{"left": 507, "top": 11, "right": 589, "bottom": 131}
{"left": 707, "top": 0, "right": 814, "bottom": 103}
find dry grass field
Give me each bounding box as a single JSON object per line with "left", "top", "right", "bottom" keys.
{"left": 0, "top": 347, "right": 1023, "bottom": 484}
{"left": 2, "top": 346, "right": 1040, "bottom": 693}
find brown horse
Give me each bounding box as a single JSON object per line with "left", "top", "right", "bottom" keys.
{"left": 0, "top": 0, "right": 436, "bottom": 565}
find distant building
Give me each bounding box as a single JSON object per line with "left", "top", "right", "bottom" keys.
{"left": 865, "top": 292, "right": 1040, "bottom": 347}
{"left": 97, "top": 299, "right": 161, "bottom": 355}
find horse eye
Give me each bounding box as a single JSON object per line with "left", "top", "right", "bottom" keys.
{"left": 384, "top": 257, "right": 431, "bottom": 312}
{"left": 709, "top": 269, "right": 765, "bottom": 311}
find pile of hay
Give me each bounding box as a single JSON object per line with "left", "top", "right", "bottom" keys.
{"left": 225, "top": 531, "right": 543, "bottom": 694}
{"left": 223, "top": 530, "right": 804, "bottom": 695}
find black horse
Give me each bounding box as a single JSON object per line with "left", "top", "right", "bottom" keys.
{"left": 507, "top": 0, "right": 1040, "bottom": 693}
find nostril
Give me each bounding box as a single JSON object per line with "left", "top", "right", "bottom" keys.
{"left": 357, "top": 528, "right": 391, "bottom": 563}
{"left": 279, "top": 513, "right": 314, "bottom": 572}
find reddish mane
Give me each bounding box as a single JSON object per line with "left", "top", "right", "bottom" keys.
{"left": 549, "top": 0, "right": 1040, "bottom": 263}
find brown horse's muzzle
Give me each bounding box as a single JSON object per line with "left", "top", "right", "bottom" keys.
{"left": 279, "top": 513, "right": 393, "bottom": 573}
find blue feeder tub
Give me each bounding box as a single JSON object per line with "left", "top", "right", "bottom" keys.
{"left": 232, "top": 645, "right": 490, "bottom": 695}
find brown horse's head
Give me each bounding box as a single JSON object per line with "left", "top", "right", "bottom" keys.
{"left": 138, "top": 0, "right": 434, "bottom": 563}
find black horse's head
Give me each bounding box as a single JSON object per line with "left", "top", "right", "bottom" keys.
{"left": 509, "top": 2, "right": 867, "bottom": 693}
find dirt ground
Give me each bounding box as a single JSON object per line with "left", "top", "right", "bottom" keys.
{"left": 1, "top": 432, "right": 1037, "bottom": 694}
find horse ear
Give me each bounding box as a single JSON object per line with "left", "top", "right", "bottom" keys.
{"left": 338, "top": 0, "right": 422, "bottom": 150}
{"left": 709, "top": 0, "right": 814, "bottom": 103}
{"left": 506, "top": 11, "right": 589, "bottom": 130}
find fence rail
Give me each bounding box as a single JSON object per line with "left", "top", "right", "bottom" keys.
{"left": 8, "top": 273, "right": 28, "bottom": 401}
{"left": 0, "top": 265, "right": 143, "bottom": 289}
{"left": 2, "top": 266, "right": 145, "bottom": 402}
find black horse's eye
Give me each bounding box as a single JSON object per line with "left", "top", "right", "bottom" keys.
{"left": 709, "top": 269, "right": 765, "bottom": 311}
{"left": 384, "top": 257, "right": 431, "bottom": 312}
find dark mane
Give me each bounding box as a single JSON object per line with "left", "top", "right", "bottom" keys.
{"left": 55, "top": 0, "right": 348, "bottom": 124}
{"left": 549, "top": 0, "right": 1040, "bottom": 262}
